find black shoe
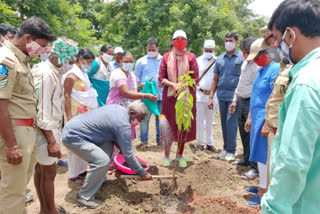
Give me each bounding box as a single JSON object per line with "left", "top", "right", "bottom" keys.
{"left": 234, "top": 159, "right": 249, "bottom": 166}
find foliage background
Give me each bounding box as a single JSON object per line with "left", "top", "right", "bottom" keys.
{"left": 0, "top": 0, "right": 267, "bottom": 58}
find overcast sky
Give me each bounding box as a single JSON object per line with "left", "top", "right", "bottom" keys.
{"left": 248, "top": 0, "right": 284, "bottom": 18}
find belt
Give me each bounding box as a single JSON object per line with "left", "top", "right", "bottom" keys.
{"left": 14, "top": 119, "right": 35, "bottom": 126}
{"left": 271, "top": 127, "right": 277, "bottom": 135}
{"left": 239, "top": 97, "right": 250, "bottom": 101}
{"left": 199, "top": 88, "right": 210, "bottom": 95}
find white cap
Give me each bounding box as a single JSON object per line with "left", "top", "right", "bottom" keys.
{"left": 114, "top": 47, "right": 123, "bottom": 54}
{"left": 172, "top": 30, "right": 187, "bottom": 40}
{"left": 204, "top": 40, "right": 215, "bottom": 48}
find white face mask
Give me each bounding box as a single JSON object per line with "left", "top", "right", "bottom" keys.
{"left": 147, "top": 51, "right": 158, "bottom": 58}
{"left": 26, "top": 41, "right": 45, "bottom": 58}
{"left": 81, "top": 60, "right": 91, "bottom": 73}
{"left": 59, "top": 63, "right": 73, "bottom": 74}
{"left": 277, "top": 28, "right": 296, "bottom": 65}
{"left": 122, "top": 63, "right": 134, "bottom": 72}
{"left": 102, "top": 53, "right": 113, "bottom": 63}
{"left": 40, "top": 53, "right": 50, "bottom": 62}
{"left": 203, "top": 51, "right": 214, "bottom": 59}
{"left": 225, "top": 42, "right": 236, "bottom": 52}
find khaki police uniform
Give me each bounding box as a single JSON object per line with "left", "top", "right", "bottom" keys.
{"left": 265, "top": 61, "right": 292, "bottom": 187}
{"left": 0, "top": 41, "right": 37, "bottom": 214}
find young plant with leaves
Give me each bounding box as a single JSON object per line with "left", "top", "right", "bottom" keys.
{"left": 175, "top": 70, "right": 195, "bottom": 134}
{"left": 170, "top": 70, "right": 195, "bottom": 194}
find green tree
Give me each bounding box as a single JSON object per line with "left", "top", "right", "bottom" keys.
{"left": 0, "top": 0, "right": 20, "bottom": 26}
{"left": 2, "top": 0, "right": 101, "bottom": 49}
{"left": 1, "top": 0, "right": 266, "bottom": 57}
{"left": 101, "top": 0, "right": 266, "bottom": 59}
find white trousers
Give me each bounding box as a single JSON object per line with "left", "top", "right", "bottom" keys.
{"left": 258, "top": 162, "right": 267, "bottom": 188}
{"left": 68, "top": 151, "right": 88, "bottom": 179}
{"left": 196, "top": 102, "right": 217, "bottom": 146}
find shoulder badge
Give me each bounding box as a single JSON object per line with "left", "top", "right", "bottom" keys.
{"left": 0, "top": 64, "right": 8, "bottom": 88}
{"left": 0, "top": 48, "right": 15, "bottom": 69}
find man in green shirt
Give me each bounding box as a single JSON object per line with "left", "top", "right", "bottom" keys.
{"left": 261, "top": 0, "right": 320, "bottom": 213}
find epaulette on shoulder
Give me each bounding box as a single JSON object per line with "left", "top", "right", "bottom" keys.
{"left": 0, "top": 48, "right": 15, "bottom": 69}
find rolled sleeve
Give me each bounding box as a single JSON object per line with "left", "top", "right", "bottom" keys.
{"left": 232, "top": 93, "right": 239, "bottom": 102}
{"left": 261, "top": 85, "right": 320, "bottom": 214}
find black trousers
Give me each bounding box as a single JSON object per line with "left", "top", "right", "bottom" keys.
{"left": 238, "top": 98, "right": 257, "bottom": 171}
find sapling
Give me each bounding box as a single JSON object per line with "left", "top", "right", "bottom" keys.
{"left": 170, "top": 70, "right": 195, "bottom": 194}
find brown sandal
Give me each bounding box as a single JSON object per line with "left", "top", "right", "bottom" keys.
{"left": 195, "top": 145, "right": 205, "bottom": 151}
{"left": 206, "top": 145, "right": 217, "bottom": 152}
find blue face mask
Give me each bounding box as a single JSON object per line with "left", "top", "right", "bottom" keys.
{"left": 277, "top": 28, "right": 296, "bottom": 64}
{"left": 122, "top": 63, "right": 134, "bottom": 72}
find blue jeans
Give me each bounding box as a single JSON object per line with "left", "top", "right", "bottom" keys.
{"left": 140, "top": 100, "right": 162, "bottom": 143}
{"left": 63, "top": 140, "right": 113, "bottom": 201}
{"left": 219, "top": 100, "right": 238, "bottom": 154}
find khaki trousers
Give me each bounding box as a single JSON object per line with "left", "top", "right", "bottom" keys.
{"left": 267, "top": 131, "right": 275, "bottom": 188}
{"left": 0, "top": 124, "right": 37, "bottom": 214}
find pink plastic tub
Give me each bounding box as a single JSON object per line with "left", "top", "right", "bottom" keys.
{"left": 114, "top": 154, "right": 150, "bottom": 175}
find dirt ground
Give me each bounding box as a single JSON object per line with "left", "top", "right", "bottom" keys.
{"left": 26, "top": 114, "right": 260, "bottom": 214}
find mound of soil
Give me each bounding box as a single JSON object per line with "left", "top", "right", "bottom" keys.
{"left": 27, "top": 115, "right": 260, "bottom": 214}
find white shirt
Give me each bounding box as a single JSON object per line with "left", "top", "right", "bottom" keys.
{"left": 196, "top": 55, "right": 216, "bottom": 102}
{"left": 233, "top": 60, "right": 259, "bottom": 102}
{"left": 33, "top": 61, "right": 64, "bottom": 130}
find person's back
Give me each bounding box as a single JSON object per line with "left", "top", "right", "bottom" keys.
{"left": 62, "top": 102, "right": 151, "bottom": 208}
{"left": 63, "top": 105, "right": 130, "bottom": 144}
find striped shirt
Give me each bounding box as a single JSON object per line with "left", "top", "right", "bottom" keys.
{"left": 33, "top": 60, "right": 64, "bottom": 130}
